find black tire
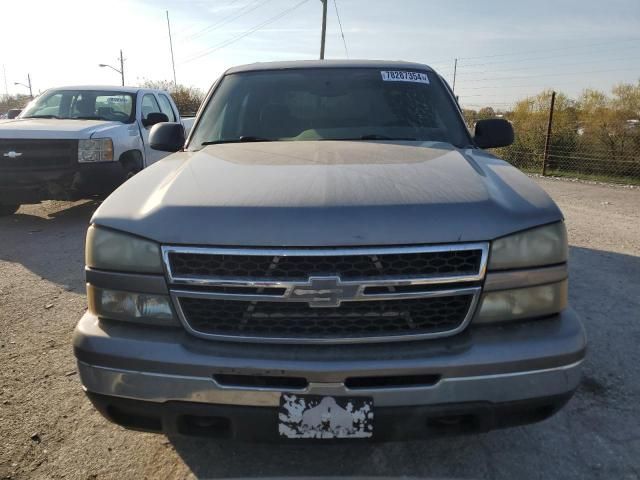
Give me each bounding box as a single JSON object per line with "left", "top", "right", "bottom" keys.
{"left": 0, "top": 204, "right": 20, "bottom": 216}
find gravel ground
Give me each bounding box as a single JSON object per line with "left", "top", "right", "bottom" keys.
{"left": 1, "top": 177, "right": 639, "bottom": 480}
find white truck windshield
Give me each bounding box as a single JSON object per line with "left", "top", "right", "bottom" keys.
{"left": 21, "top": 90, "right": 134, "bottom": 123}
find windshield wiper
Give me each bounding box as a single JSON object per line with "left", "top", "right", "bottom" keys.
{"left": 362, "top": 134, "right": 417, "bottom": 141}
{"left": 332, "top": 134, "right": 418, "bottom": 141}
{"left": 23, "top": 115, "right": 60, "bottom": 119}
{"left": 202, "top": 136, "right": 274, "bottom": 146}
{"left": 72, "top": 116, "right": 108, "bottom": 120}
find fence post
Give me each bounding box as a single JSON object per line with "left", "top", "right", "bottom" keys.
{"left": 542, "top": 91, "right": 556, "bottom": 176}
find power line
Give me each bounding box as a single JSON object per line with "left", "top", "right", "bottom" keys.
{"left": 457, "top": 44, "right": 638, "bottom": 69}
{"left": 182, "top": 0, "right": 311, "bottom": 64}
{"left": 452, "top": 67, "right": 638, "bottom": 85}
{"left": 457, "top": 38, "right": 638, "bottom": 61}
{"left": 455, "top": 55, "right": 640, "bottom": 77}
{"left": 424, "top": 39, "right": 639, "bottom": 74}
{"left": 459, "top": 83, "right": 577, "bottom": 91}
{"left": 174, "top": 0, "right": 246, "bottom": 37}
{"left": 185, "top": 0, "right": 270, "bottom": 41}
{"left": 185, "top": 0, "right": 271, "bottom": 41}
{"left": 175, "top": 0, "right": 248, "bottom": 39}
{"left": 333, "top": 0, "right": 348, "bottom": 58}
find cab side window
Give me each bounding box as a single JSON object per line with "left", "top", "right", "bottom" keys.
{"left": 141, "top": 94, "right": 161, "bottom": 123}
{"left": 157, "top": 94, "right": 177, "bottom": 122}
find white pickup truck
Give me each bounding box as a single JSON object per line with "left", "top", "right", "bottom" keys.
{"left": 0, "top": 86, "right": 195, "bottom": 215}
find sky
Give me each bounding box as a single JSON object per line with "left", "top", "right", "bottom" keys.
{"left": 1, "top": 0, "right": 639, "bottom": 109}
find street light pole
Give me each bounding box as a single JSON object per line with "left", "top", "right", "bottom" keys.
{"left": 99, "top": 51, "right": 125, "bottom": 86}
{"left": 319, "top": 0, "right": 327, "bottom": 60}
{"left": 14, "top": 74, "right": 33, "bottom": 99}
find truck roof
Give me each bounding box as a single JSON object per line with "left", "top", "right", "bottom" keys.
{"left": 225, "top": 59, "right": 436, "bottom": 74}
{"left": 45, "top": 86, "right": 160, "bottom": 94}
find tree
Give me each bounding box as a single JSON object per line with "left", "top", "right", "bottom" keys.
{"left": 462, "top": 109, "right": 477, "bottom": 129}
{"left": 0, "top": 94, "right": 31, "bottom": 114}
{"left": 576, "top": 82, "right": 640, "bottom": 175}
{"left": 141, "top": 80, "right": 205, "bottom": 116}
{"left": 477, "top": 107, "right": 496, "bottom": 121}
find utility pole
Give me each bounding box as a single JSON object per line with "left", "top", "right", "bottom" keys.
{"left": 119, "top": 49, "right": 125, "bottom": 86}
{"left": 166, "top": 10, "right": 177, "bottom": 86}
{"left": 2, "top": 65, "right": 8, "bottom": 98}
{"left": 542, "top": 90, "right": 556, "bottom": 176}
{"left": 319, "top": 0, "right": 327, "bottom": 60}
{"left": 452, "top": 58, "right": 458, "bottom": 93}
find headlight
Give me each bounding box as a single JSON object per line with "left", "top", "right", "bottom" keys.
{"left": 489, "top": 222, "right": 567, "bottom": 270}
{"left": 78, "top": 138, "right": 114, "bottom": 163}
{"left": 474, "top": 280, "right": 567, "bottom": 324}
{"left": 88, "top": 286, "right": 178, "bottom": 326}
{"left": 86, "top": 225, "right": 163, "bottom": 273}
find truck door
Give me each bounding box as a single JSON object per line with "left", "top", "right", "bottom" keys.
{"left": 139, "top": 93, "right": 168, "bottom": 166}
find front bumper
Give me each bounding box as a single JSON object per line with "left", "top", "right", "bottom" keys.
{"left": 74, "top": 309, "right": 586, "bottom": 438}
{"left": 0, "top": 162, "right": 128, "bottom": 204}
{"left": 85, "top": 391, "right": 575, "bottom": 440}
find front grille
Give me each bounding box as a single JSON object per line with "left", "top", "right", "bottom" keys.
{"left": 179, "top": 295, "right": 474, "bottom": 340}
{"left": 165, "top": 244, "right": 487, "bottom": 344}
{"left": 169, "top": 249, "right": 483, "bottom": 280}
{"left": 0, "top": 139, "right": 77, "bottom": 171}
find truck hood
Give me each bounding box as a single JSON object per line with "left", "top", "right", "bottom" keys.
{"left": 92, "top": 141, "right": 563, "bottom": 246}
{"left": 0, "top": 118, "right": 126, "bottom": 139}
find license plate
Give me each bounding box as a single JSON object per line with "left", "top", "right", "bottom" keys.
{"left": 278, "top": 394, "right": 374, "bottom": 439}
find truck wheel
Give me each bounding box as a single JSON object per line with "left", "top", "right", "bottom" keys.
{"left": 0, "top": 204, "right": 20, "bottom": 216}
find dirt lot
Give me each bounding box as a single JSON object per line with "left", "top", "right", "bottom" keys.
{"left": 1, "top": 177, "right": 639, "bottom": 480}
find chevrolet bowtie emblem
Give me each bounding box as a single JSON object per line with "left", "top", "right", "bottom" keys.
{"left": 3, "top": 151, "right": 22, "bottom": 159}
{"left": 291, "top": 276, "right": 360, "bottom": 308}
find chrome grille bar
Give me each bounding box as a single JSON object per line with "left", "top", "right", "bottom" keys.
{"left": 162, "top": 243, "right": 489, "bottom": 285}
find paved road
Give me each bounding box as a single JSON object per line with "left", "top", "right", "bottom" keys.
{"left": 1, "top": 177, "right": 639, "bottom": 479}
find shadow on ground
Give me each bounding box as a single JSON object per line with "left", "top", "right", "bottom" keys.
{"left": 0, "top": 201, "right": 98, "bottom": 291}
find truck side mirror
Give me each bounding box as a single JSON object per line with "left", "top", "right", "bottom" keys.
{"left": 474, "top": 119, "right": 514, "bottom": 149}
{"left": 7, "top": 109, "right": 22, "bottom": 119}
{"left": 149, "top": 122, "right": 185, "bottom": 152}
{"left": 142, "top": 112, "right": 169, "bottom": 128}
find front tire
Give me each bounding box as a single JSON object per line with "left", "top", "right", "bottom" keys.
{"left": 0, "top": 204, "right": 20, "bottom": 216}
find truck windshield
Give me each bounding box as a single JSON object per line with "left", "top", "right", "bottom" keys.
{"left": 21, "top": 90, "right": 134, "bottom": 123}
{"left": 189, "top": 68, "right": 470, "bottom": 149}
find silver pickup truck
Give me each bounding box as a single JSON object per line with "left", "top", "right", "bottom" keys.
{"left": 73, "top": 60, "right": 586, "bottom": 441}
{"left": 0, "top": 86, "right": 194, "bottom": 215}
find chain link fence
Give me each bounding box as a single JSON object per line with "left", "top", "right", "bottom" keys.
{"left": 464, "top": 90, "right": 640, "bottom": 185}
{"left": 495, "top": 128, "right": 640, "bottom": 184}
